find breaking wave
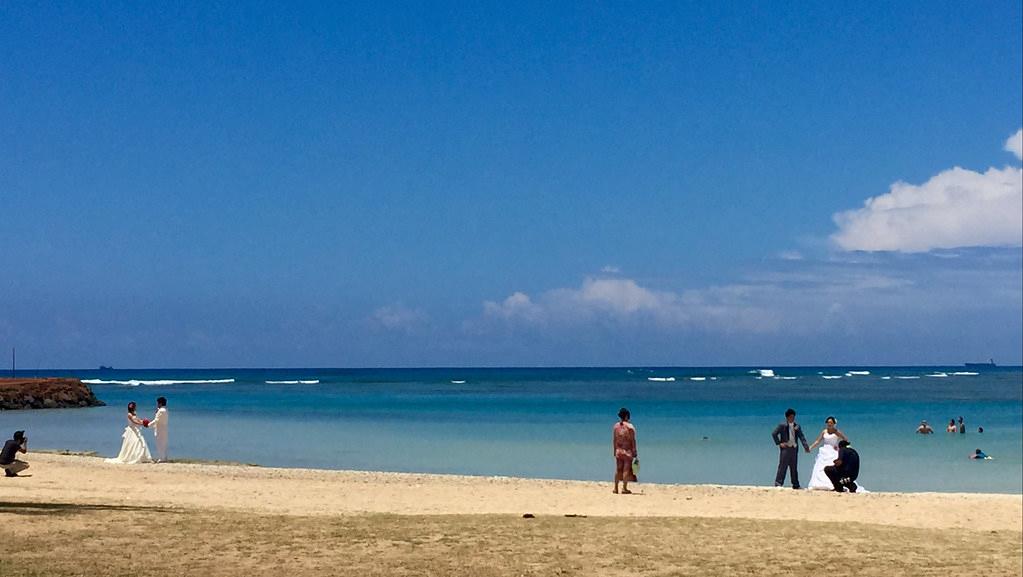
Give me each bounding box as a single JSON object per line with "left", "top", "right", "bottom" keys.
{"left": 82, "top": 379, "right": 235, "bottom": 386}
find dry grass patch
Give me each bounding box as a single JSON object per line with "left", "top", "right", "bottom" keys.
{"left": 0, "top": 501, "right": 1019, "bottom": 577}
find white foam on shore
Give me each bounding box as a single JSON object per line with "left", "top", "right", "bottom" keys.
{"left": 647, "top": 377, "right": 676, "bottom": 382}
{"left": 952, "top": 372, "right": 979, "bottom": 376}
{"left": 82, "top": 379, "right": 235, "bottom": 386}
{"left": 265, "top": 380, "right": 320, "bottom": 384}
{"left": 757, "top": 369, "right": 775, "bottom": 378}
{"left": 926, "top": 372, "right": 949, "bottom": 378}
{"left": 822, "top": 375, "right": 842, "bottom": 380}
{"left": 846, "top": 371, "right": 871, "bottom": 376}
{"left": 895, "top": 376, "right": 920, "bottom": 379}
{"left": 689, "top": 377, "right": 707, "bottom": 381}
{"left": 450, "top": 380, "right": 467, "bottom": 384}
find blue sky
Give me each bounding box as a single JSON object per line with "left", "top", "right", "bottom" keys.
{"left": 1, "top": 2, "right": 1021, "bottom": 367}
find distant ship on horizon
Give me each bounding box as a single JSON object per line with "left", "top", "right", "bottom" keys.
{"left": 98, "top": 365, "right": 114, "bottom": 370}
{"left": 964, "top": 358, "right": 996, "bottom": 368}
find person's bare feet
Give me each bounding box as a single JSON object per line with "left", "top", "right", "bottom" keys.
{"left": 622, "top": 489, "right": 632, "bottom": 494}
{"left": 612, "top": 488, "right": 619, "bottom": 494}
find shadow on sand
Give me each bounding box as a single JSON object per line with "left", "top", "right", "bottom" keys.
{"left": 0, "top": 501, "right": 179, "bottom": 516}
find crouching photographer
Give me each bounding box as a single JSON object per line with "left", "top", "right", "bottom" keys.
{"left": 1, "top": 431, "right": 29, "bottom": 477}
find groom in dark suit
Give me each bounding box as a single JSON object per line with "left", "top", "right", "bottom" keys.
{"left": 772, "top": 408, "right": 810, "bottom": 489}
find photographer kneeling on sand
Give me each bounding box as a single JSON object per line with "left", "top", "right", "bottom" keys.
{"left": 1, "top": 431, "right": 29, "bottom": 477}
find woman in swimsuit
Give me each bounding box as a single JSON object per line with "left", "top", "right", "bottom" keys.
{"left": 612, "top": 407, "right": 638, "bottom": 494}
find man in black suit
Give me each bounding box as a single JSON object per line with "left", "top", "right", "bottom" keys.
{"left": 824, "top": 440, "right": 860, "bottom": 493}
{"left": 771, "top": 408, "right": 809, "bottom": 489}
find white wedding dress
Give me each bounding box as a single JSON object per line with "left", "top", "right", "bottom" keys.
{"left": 808, "top": 431, "right": 841, "bottom": 490}
{"left": 105, "top": 413, "right": 152, "bottom": 464}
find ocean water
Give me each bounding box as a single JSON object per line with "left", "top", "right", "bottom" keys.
{"left": 2, "top": 367, "right": 1020, "bottom": 494}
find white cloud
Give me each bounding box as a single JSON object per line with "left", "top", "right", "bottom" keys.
{"left": 372, "top": 304, "right": 427, "bottom": 332}
{"left": 482, "top": 292, "right": 544, "bottom": 323}
{"left": 481, "top": 277, "right": 780, "bottom": 332}
{"left": 1007, "top": 129, "right": 1023, "bottom": 160}
{"left": 474, "top": 251, "right": 1023, "bottom": 347}
{"left": 600, "top": 265, "right": 622, "bottom": 274}
{"left": 557, "top": 278, "right": 677, "bottom": 317}
{"left": 777, "top": 250, "right": 804, "bottom": 261}
{"left": 832, "top": 130, "right": 1023, "bottom": 252}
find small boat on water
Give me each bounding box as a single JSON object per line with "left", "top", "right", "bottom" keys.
{"left": 98, "top": 365, "right": 114, "bottom": 370}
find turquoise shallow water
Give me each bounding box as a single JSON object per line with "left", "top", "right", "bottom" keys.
{"left": 2, "top": 367, "right": 1020, "bottom": 493}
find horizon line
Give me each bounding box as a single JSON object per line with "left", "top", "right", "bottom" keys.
{"left": 7, "top": 363, "right": 1021, "bottom": 372}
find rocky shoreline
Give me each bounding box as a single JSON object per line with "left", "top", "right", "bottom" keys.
{"left": 0, "top": 378, "right": 106, "bottom": 410}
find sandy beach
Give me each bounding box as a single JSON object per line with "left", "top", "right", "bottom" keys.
{"left": 1, "top": 453, "right": 1020, "bottom": 576}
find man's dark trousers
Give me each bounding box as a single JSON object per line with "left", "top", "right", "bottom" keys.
{"left": 775, "top": 446, "right": 799, "bottom": 488}
{"left": 824, "top": 465, "right": 856, "bottom": 492}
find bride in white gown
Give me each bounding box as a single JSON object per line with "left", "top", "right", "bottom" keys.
{"left": 105, "top": 402, "right": 152, "bottom": 464}
{"left": 808, "top": 416, "right": 848, "bottom": 490}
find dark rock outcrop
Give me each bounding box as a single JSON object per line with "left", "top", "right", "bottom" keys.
{"left": 0, "top": 378, "right": 106, "bottom": 410}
